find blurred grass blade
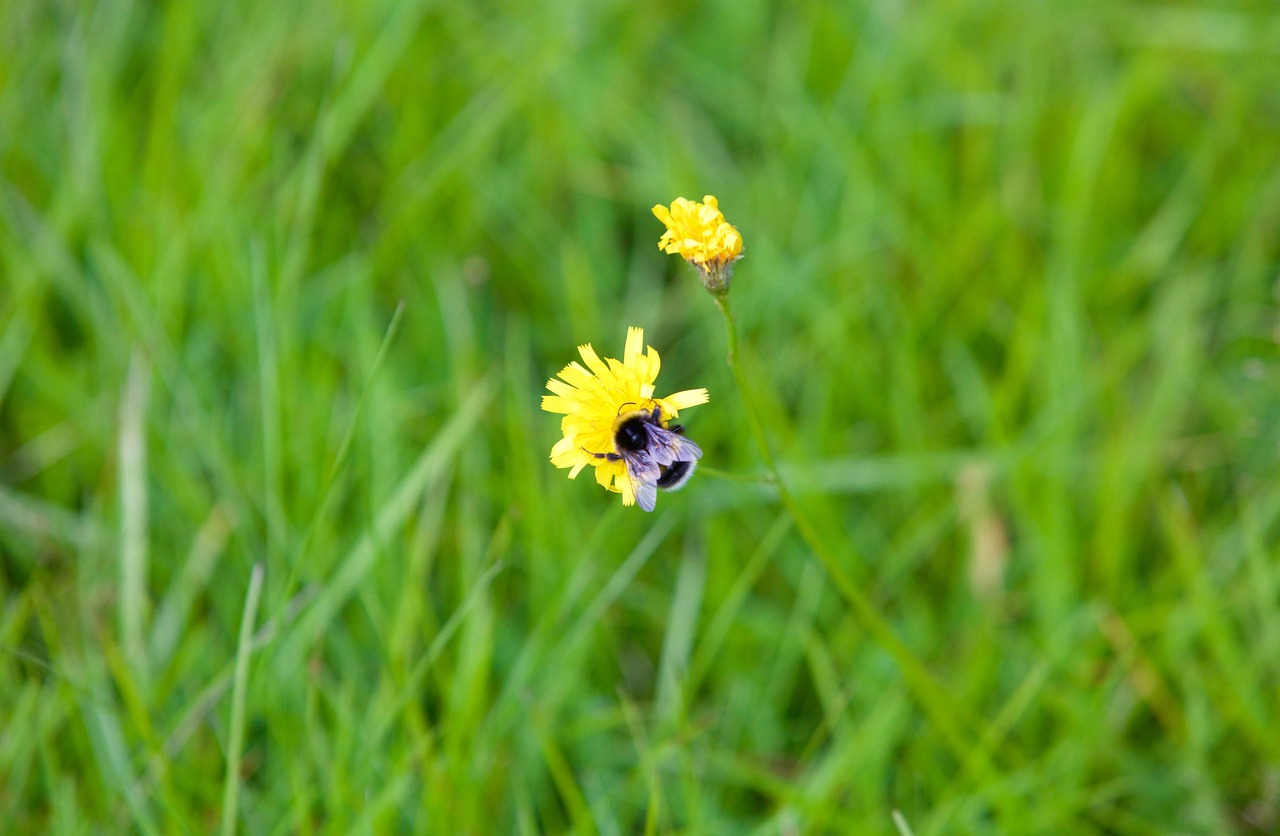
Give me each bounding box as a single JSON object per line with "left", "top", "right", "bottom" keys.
{"left": 0, "top": 487, "right": 100, "bottom": 550}
{"left": 84, "top": 699, "right": 160, "bottom": 835}
{"left": 148, "top": 505, "right": 234, "bottom": 668}
{"left": 367, "top": 557, "right": 504, "bottom": 747}
{"left": 0, "top": 310, "right": 33, "bottom": 408}
{"left": 221, "top": 563, "right": 265, "bottom": 836}
{"left": 654, "top": 537, "right": 706, "bottom": 729}
{"left": 280, "top": 375, "right": 493, "bottom": 662}
{"left": 119, "top": 347, "right": 151, "bottom": 693}
{"left": 251, "top": 243, "right": 286, "bottom": 558}
{"left": 275, "top": 299, "right": 406, "bottom": 611}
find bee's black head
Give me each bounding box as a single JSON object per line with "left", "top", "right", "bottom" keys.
{"left": 614, "top": 414, "right": 651, "bottom": 452}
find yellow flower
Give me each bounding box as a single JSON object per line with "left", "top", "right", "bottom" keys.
{"left": 541, "top": 326, "right": 709, "bottom": 507}
{"left": 652, "top": 194, "right": 743, "bottom": 295}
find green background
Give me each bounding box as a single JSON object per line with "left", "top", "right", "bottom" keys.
{"left": 3, "top": 0, "right": 1280, "bottom": 832}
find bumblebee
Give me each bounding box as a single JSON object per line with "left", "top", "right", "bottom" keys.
{"left": 583, "top": 406, "right": 702, "bottom": 512}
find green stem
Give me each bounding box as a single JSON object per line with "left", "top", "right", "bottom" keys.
{"left": 713, "top": 294, "right": 982, "bottom": 764}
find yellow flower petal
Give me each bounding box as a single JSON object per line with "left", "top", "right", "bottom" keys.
{"left": 540, "top": 395, "right": 579, "bottom": 414}
{"left": 577, "top": 343, "right": 609, "bottom": 378}
{"left": 664, "top": 388, "right": 710, "bottom": 411}
{"left": 545, "top": 379, "right": 577, "bottom": 397}
{"left": 557, "top": 361, "right": 593, "bottom": 387}
{"left": 644, "top": 346, "right": 660, "bottom": 383}
{"left": 624, "top": 326, "right": 644, "bottom": 367}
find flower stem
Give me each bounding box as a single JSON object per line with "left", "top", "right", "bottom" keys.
{"left": 713, "top": 295, "right": 982, "bottom": 764}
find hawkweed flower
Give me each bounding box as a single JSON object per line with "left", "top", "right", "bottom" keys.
{"left": 541, "top": 326, "right": 709, "bottom": 509}
{"left": 652, "top": 194, "right": 744, "bottom": 297}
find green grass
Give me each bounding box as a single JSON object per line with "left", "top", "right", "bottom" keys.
{"left": 3, "top": 0, "right": 1280, "bottom": 832}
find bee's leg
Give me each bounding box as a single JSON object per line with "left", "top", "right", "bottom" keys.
{"left": 581, "top": 447, "right": 622, "bottom": 461}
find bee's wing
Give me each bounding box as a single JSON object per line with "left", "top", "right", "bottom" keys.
{"left": 644, "top": 424, "right": 703, "bottom": 467}
{"left": 632, "top": 474, "right": 658, "bottom": 512}
{"left": 620, "top": 449, "right": 662, "bottom": 513}
{"left": 670, "top": 434, "right": 702, "bottom": 462}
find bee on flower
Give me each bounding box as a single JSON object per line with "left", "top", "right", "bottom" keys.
{"left": 541, "top": 326, "right": 708, "bottom": 511}
{"left": 652, "top": 194, "right": 744, "bottom": 296}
